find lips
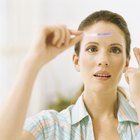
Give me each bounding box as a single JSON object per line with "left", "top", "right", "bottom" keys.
{"left": 93, "top": 71, "right": 111, "bottom": 80}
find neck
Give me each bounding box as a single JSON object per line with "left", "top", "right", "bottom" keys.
{"left": 83, "top": 89, "right": 118, "bottom": 119}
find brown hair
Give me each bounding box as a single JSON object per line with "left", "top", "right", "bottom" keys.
{"left": 74, "top": 10, "right": 131, "bottom": 58}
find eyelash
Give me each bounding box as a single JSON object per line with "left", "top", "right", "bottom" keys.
{"left": 86, "top": 46, "right": 98, "bottom": 53}
{"left": 110, "top": 47, "right": 122, "bottom": 54}
{"left": 85, "top": 46, "right": 122, "bottom": 54}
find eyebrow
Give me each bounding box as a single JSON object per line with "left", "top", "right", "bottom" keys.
{"left": 110, "top": 43, "right": 123, "bottom": 47}
{"left": 85, "top": 42, "right": 99, "bottom": 46}
{"left": 85, "top": 42, "right": 123, "bottom": 47}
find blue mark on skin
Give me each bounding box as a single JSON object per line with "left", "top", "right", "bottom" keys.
{"left": 96, "top": 33, "right": 112, "bottom": 36}
{"left": 83, "top": 32, "right": 112, "bottom": 37}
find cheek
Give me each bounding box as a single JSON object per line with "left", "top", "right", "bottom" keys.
{"left": 112, "top": 57, "right": 126, "bottom": 74}
{"left": 79, "top": 54, "right": 96, "bottom": 70}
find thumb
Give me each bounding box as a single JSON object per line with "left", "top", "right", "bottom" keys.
{"left": 69, "top": 33, "right": 83, "bottom": 47}
{"left": 124, "top": 69, "right": 129, "bottom": 84}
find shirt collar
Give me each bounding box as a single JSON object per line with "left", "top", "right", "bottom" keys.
{"left": 71, "top": 94, "right": 89, "bottom": 125}
{"left": 117, "top": 92, "right": 139, "bottom": 124}
{"left": 70, "top": 91, "right": 139, "bottom": 125}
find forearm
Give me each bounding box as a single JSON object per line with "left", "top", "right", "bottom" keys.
{"left": 0, "top": 56, "right": 42, "bottom": 140}
{"left": 0, "top": 25, "right": 82, "bottom": 140}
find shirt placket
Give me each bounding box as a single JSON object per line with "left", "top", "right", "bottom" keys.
{"left": 86, "top": 116, "right": 95, "bottom": 140}
{"left": 117, "top": 122, "right": 133, "bottom": 140}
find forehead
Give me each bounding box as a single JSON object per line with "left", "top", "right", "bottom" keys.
{"left": 81, "top": 21, "right": 125, "bottom": 46}
{"left": 84, "top": 21, "right": 124, "bottom": 35}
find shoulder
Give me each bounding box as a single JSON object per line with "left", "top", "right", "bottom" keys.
{"left": 24, "top": 105, "right": 74, "bottom": 128}
{"left": 23, "top": 106, "right": 74, "bottom": 139}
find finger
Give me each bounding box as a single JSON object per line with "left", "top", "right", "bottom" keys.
{"left": 124, "top": 70, "right": 129, "bottom": 84}
{"left": 69, "top": 29, "right": 83, "bottom": 35}
{"left": 133, "top": 47, "right": 140, "bottom": 67}
{"left": 42, "top": 26, "right": 60, "bottom": 46}
{"left": 69, "top": 34, "right": 83, "bottom": 46}
{"left": 56, "top": 26, "right": 66, "bottom": 47}
{"left": 69, "top": 29, "right": 83, "bottom": 46}
{"left": 52, "top": 28, "right": 62, "bottom": 46}
{"left": 64, "top": 27, "right": 70, "bottom": 47}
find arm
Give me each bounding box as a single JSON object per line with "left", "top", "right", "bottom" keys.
{"left": 0, "top": 25, "right": 82, "bottom": 140}
{"left": 125, "top": 47, "right": 140, "bottom": 123}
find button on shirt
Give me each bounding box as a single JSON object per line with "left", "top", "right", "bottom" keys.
{"left": 24, "top": 92, "right": 140, "bottom": 140}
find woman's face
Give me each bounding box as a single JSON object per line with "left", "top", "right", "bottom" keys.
{"left": 73, "top": 21, "right": 129, "bottom": 93}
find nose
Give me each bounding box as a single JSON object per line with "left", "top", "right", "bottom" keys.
{"left": 97, "top": 51, "right": 109, "bottom": 67}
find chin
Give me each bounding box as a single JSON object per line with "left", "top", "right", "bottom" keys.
{"left": 90, "top": 83, "right": 113, "bottom": 93}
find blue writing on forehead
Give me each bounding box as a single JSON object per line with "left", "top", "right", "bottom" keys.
{"left": 97, "top": 33, "right": 112, "bottom": 36}
{"left": 83, "top": 32, "right": 112, "bottom": 37}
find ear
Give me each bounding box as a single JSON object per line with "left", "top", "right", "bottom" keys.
{"left": 73, "top": 53, "right": 80, "bottom": 72}
{"left": 123, "top": 56, "right": 130, "bottom": 73}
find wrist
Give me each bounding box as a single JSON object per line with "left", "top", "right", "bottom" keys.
{"left": 20, "top": 56, "right": 42, "bottom": 76}
{"left": 22, "top": 52, "right": 47, "bottom": 70}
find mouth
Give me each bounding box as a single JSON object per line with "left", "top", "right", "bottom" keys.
{"left": 93, "top": 71, "right": 111, "bottom": 80}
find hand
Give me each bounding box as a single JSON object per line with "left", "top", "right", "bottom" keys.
{"left": 125, "top": 47, "right": 140, "bottom": 107}
{"left": 26, "top": 25, "right": 83, "bottom": 67}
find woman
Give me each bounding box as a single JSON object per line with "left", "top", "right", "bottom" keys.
{"left": 0, "top": 10, "right": 140, "bottom": 140}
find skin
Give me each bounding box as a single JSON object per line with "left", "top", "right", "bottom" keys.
{"left": 125, "top": 47, "right": 140, "bottom": 121}
{"left": 73, "top": 21, "right": 130, "bottom": 140}
{"left": 0, "top": 22, "right": 140, "bottom": 140}
{"left": 75, "top": 22, "right": 129, "bottom": 93}
{"left": 0, "top": 25, "right": 83, "bottom": 140}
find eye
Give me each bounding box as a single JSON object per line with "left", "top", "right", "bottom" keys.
{"left": 110, "top": 47, "right": 122, "bottom": 54}
{"left": 86, "top": 45, "right": 98, "bottom": 53}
